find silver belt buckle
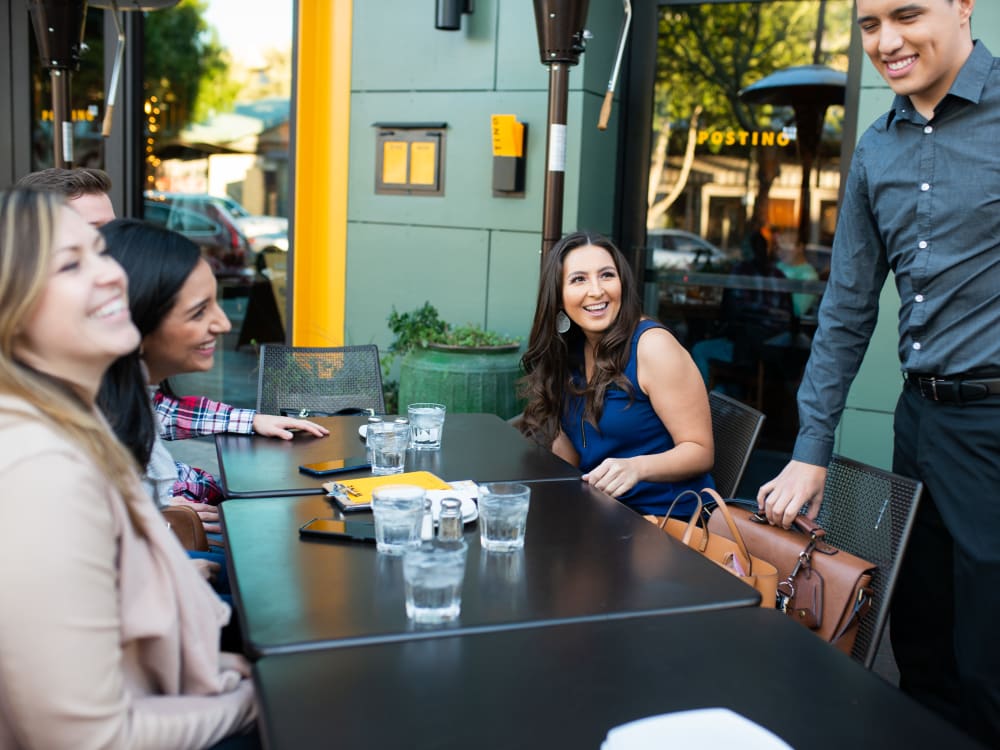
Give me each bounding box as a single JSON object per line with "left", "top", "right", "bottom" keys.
{"left": 919, "top": 376, "right": 941, "bottom": 401}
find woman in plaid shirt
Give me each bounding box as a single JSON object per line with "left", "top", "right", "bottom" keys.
{"left": 97, "top": 220, "right": 327, "bottom": 528}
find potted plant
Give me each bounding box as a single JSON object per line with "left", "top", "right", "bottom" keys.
{"left": 384, "top": 302, "right": 523, "bottom": 419}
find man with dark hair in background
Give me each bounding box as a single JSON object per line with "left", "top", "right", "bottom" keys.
{"left": 16, "top": 167, "right": 115, "bottom": 227}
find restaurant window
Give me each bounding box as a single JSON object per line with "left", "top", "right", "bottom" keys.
{"left": 647, "top": 0, "right": 851, "bottom": 449}
{"left": 142, "top": 0, "right": 294, "bottom": 407}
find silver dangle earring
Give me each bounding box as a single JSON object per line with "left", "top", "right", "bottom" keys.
{"left": 556, "top": 310, "right": 571, "bottom": 334}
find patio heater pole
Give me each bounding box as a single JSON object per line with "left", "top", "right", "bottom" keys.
{"left": 28, "top": 0, "right": 88, "bottom": 169}
{"left": 533, "top": 0, "right": 590, "bottom": 260}
{"left": 542, "top": 62, "right": 569, "bottom": 258}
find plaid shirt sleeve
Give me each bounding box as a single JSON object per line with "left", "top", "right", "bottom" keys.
{"left": 152, "top": 389, "right": 256, "bottom": 440}
{"left": 172, "top": 461, "right": 225, "bottom": 505}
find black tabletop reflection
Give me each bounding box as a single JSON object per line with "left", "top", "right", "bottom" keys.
{"left": 254, "top": 608, "right": 981, "bottom": 750}
{"left": 221, "top": 479, "right": 759, "bottom": 657}
{"left": 215, "top": 413, "right": 581, "bottom": 498}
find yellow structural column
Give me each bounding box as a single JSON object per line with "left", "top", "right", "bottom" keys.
{"left": 291, "top": 0, "right": 352, "bottom": 345}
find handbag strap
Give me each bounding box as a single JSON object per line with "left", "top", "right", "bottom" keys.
{"left": 749, "top": 508, "right": 828, "bottom": 541}
{"left": 658, "top": 489, "right": 706, "bottom": 548}
{"left": 700, "top": 487, "right": 753, "bottom": 575}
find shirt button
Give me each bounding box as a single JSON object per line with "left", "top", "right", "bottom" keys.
{"left": 924, "top": 125, "right": 933, "bottom": 134}
{"left": 915, "top": 294, "right": 925, "bottom": 303}
{"left": 921, "top": 183, "right": 931, "bottom": 191}
{"left": 913, "top": 342, "right": 922, "bottom": 351}
{"left": 918, "top": 240, "right": 928, "bottom": 249}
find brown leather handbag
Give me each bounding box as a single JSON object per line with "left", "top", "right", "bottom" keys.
{"left": 646, "top": 489, "right": 778, "bottom": 609}
{"left": 707, "top": 504, "right": 876, "bottom": 656}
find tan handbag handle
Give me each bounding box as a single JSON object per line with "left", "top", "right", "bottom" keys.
{"left": 699, "top": 487, "right": 753, "bottom": 575}
{"left": 658, "top": 489, "right": 706, "bottom": 549}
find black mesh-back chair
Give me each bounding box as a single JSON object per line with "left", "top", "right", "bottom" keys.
{"left": 816, "top": 455, "right": 923, "bottom": 668}
{"left": 256, "top": 344, "right": 385, "bottom": 417}
{"left": 709, "top": 390, "right": 765, "bottom": 498}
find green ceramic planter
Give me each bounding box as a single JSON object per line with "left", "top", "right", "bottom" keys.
{"left": 398, "top": 344, "right": 524, "bottom": 420}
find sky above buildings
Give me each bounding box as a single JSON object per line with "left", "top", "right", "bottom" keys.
{"left": 202, "top": 0, "right": 292, "bottom": 65}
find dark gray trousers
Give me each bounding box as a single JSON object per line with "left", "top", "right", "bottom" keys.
{"left": 892, "top": 384, "right": 1000, "bottom": 748}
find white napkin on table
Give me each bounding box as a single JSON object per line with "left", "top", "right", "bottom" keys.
{"left": 602, "top": 708, "right": 794, "bottom": 750}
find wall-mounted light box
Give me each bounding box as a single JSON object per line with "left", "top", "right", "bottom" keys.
{"left": 374, "top": 123, "right": 447, "bottom": 196}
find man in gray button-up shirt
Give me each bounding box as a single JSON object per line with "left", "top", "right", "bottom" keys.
{"left": 758, "top": 0, "right": 1000, "bottom": 744}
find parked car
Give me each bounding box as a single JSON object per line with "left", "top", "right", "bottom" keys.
{"left": 144, "top": 191, "right": 290, "bottom": 271}
{"left": 647, "top": 229, "right": 729, "bottom": 271}
{"left": 143, "top": 192, "right": 250, "bottom": 277}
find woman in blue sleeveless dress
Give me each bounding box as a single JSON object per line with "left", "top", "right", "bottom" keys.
{"left": 520, "top": 231, "right": 714, "bottom": 518}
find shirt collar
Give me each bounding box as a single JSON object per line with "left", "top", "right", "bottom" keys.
{"left": 887, "top": 40, "right": 993, "bottom": 127}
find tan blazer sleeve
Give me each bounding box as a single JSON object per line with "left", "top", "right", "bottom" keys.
{"left": 0, "top": 428, "right": 254, "bottom": 750}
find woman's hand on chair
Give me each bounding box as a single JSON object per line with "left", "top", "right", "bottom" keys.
{"left": 191, "top": 558, "right": 220, "bottom": 582}
{"left": 220, "top": 652, "right": 253, "bottom": 679}
{"left": 583, "top": 457, "right": 641, "bottom": 498}
{"left": 252, "top": 413, "right": 330, "bottom": 440}
{"left": 168, "top": 497, "right": 222, "bottom": 534}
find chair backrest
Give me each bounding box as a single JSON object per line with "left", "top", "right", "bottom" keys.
{"left": 256, "top": 344, "right": 386, "bottom": 416}
{"left": 709, "top": 390, "right": 765, "bottom": 498}
{"left": 161, "top": 504, "right": 209, "bottom": 552}
{"left": 816, "top": 455, "right": 923, "bottom": 668}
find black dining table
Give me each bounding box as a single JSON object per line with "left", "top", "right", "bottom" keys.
{"left": 221, "top": 479, "right": 760, "bottom": 658}
{"left": 215, "top": 412, "right": 581, "bottom": 498}
{"left": 252, "top": 607, "right": 984, "bottom": 750}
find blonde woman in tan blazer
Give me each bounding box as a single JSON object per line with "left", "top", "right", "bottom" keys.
{"left": 0, "top": 188, "right": 256, "bottom": 749}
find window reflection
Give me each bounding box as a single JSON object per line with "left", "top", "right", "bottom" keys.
{"left": 29, "top": 7, "right": 106, "bottom": 170}
{"left": 648, "top": 0, "right": 851, "bottom": 448}
{"left": 145, "top": 0, "right": 293, "bottom": 406}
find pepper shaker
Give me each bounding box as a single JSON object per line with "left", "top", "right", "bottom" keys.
{"left": 438, "top": 498, "right": 464, "bottom": 542}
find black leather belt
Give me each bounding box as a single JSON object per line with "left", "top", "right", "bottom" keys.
{"left": 906, "top": 374, "right": 1000, "bottom": 403}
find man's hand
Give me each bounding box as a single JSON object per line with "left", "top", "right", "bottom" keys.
{"left": 252, "top": 414, "right": 330, "bottom": 440}
{"left": 757, "top": 460, "right": 827, "bottom": 528}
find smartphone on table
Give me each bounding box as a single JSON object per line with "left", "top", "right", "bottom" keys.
{"left": 298, "top": 456, "right": 371, "bottom": 476}
{"left": 298, "top": 517, "right": 377, "bottom": 543}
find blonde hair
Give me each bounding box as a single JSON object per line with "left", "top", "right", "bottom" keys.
{"left": 0, "top": 188, "right": 147, "bottom": 534}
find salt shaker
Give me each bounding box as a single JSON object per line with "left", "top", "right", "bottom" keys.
{"left": 393, "top": 416, "right": 411, "bottom": 449}
{"left": 420, "top": 498, "right": 435, "bottom": 541}
{"left": 438, "top": 498, "right": 464, "bottom": 542}
{"left": 365, "top": 415, "right": 383, "bottom": 465}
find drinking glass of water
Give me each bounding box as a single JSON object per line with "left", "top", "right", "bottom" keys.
{"left": 407, "top": 402, "right": 446, "bottom": 451}
{"left": 478, "top": 482, "right": 531, "bottom": 552}
{"left": 402, "top": 541, "right": 467, "bottom": 623}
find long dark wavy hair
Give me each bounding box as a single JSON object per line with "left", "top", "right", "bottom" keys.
{"left": 96, "top": 219, "right": 202, "bottom": 467}
{"left": 519, "top": 231, "right": 642, "bottom": 448}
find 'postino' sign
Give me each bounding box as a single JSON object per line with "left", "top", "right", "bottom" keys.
{"left": 696, "top": 129, "right": 794, "bottom": 147}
